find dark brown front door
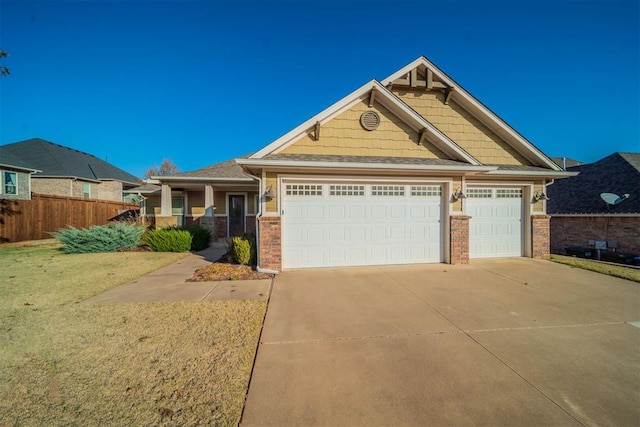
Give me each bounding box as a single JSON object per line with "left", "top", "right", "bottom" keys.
{"left": 228, "top": 195, "right": 245, "bottom": 237}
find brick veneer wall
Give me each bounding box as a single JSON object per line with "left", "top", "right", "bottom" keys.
{"left": 258, "top": 216, "right": 281, "bottom": 271}
{"left": 214, "top": 216, "right": 228, "bottom": 239}
{"left": 531, "top": 215, "right": 550, "bottom": 259}
{"left": 551, "top": 216, "right": 640, "bottom": 255}
{"left": 246, "top": 215, "right": 256, "bottom": 234}
{"left": 450, "top": 215, "right": 470, "bottom": 264}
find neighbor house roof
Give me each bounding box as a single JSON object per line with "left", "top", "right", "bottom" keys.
{"left": 1, "top": 138, "right": 139, "bottom": 185}
{"left": 547, "top": 152, "right": 640, "bottom": 214}
{"left": 0, "top": 146, "right": 40, "bottom": 172}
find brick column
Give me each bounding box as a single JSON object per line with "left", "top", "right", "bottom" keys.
{"left": 258, "top": 216, "right": 281, "bottom": 271}
{"left": 532, "top": 215, "right": 551, "bottom": 259}
{"left": 450, "top": 215, "right": 471, "bottom": 265}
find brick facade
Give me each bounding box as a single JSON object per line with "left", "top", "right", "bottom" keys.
{"left": 258, "top": 216, "right": 281, "bottom": 271}
{"left": 214, "top": 216, "right": 228, "bottom": 239}
{"left": 32, "top": 177, "right": 126, "bottom": 202}
{"left": 551, "top": 216, "right": 640, "bottom": 255}
{"left": 246, "top": 215, "right": 256, "bottom": 234}
{"left": 450, "top": 215, "right": 470, "bottom": 264}
{"left": 531, "top": 215, "right": 551, "bottom": 259}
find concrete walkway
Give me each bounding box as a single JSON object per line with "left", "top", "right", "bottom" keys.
{"left": 241, "top": 259, "right": 640, "bottom": 426}
{"left": 84, "top": 242, "right": 271, "bottom": 304}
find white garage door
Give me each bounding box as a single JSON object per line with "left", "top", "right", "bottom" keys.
{"left": 467, "top": 187, "right": 523, "bottom": 258}
{"left": 283, "top": 182, "right": 442, "bottom": 268}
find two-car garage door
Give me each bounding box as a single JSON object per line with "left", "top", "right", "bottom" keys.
{"left": 282, "top": 182, "right": 442, "bottom": 269}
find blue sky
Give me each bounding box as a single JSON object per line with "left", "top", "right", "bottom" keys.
{"left": 1, "top": 0, "right": 638, "bottom": 178}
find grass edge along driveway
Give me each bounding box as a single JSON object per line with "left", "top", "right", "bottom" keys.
{"left": 0, "top": 246, "right": 266, "bottom": 426}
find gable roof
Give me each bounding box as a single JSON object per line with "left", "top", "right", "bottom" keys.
{"left": 0, "top": 146, "right": 40, "bottom": 172}
{"left": 381, "top": 56, "right": 561, "bottom": 171}
{"left": 1, "top": 138, "right": 139, "bottom": 184}
{"left": 153, "top": 157, "right": 254, "bottom": 182}
{"left": 547, "top": 152, "right": 640, "bottom": 214}
{"left": 249, "top": 80, "right": 481, "bottom": 165}
{"left": 551, "top": 157, "right": 584, "bottom": 170}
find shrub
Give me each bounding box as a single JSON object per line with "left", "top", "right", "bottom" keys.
{"left": 180, "top": 224, "right": 212, "bottom": 251}
{"left": 144, "top": 228, "right": 192, "bottom": 252}
{"left": 243, "top": 232, "right": 257, "bottom": 265}
{"left": 52, "top": 223, "right": 145, "bottom": 254}
{"left": 231, "top": 236, "right": 251, "bottom": 265}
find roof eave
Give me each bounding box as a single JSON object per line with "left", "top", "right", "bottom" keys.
{"left": 151, "top": 175, "right": 255, "bottom": 182}
{"left": 0, "top": 163, "right": 41, "bottom": 173}
{"left": 236, "top": 158, "right": 496, "bottom": 174}
{"left": 486, "top": 170, "right": 579, "bottom": 178}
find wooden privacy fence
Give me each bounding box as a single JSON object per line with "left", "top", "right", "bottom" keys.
{"left": 0, "top": 194, "right": 140, "bottom": 243}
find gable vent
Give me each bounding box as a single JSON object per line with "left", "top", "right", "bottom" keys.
{"left": 360, "top": 111, "right": 380, "bottom": 131}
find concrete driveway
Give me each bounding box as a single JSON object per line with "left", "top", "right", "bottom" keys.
{"left": 241, "top": 258, "right": 640, "bottom": 426}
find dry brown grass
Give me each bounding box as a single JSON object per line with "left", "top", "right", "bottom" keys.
{"left": 0, "top": 246, "right": 266, "bottom": 426}
{"left": 550, "top": 254, "right": 640, "bottom": 283}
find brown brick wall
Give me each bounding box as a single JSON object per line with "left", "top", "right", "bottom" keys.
{"left": 32, "top": 177, "right": 125, "bottom": 202}
{"left": 551, "top": 216, "right": 640, "bottom": 255}
{"left": 532, "top": 215, "right": 550, "bottom": 259}
{"left": 214, "top": 216, "right": 228, "bottom": 239}
{"left": 246, "top": 215, "right": 256, "bottom": 234}
{"left": 450, "top": 215, "right": 470, "bottom": 264}
{"left": 258, "top": 216, "right": 281, "bottom": 271}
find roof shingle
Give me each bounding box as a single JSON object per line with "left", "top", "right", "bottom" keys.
{"left": 1, "top": 138, "right": 139, "bottom": 184}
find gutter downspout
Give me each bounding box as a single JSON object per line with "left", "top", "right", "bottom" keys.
{"left": 245, "top": 170, "right": 279, "bottom": 275}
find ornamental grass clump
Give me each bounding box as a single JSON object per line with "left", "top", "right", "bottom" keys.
{"left": 52, "top": 223, "right": 145, "bottom": 254}
{"left": 143, "top": 228, "right": 192, "bottom": 252}
{"left": 180, "top": 224, "right": 212, "bottom": 251}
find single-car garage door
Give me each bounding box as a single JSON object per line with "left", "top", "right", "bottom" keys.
{"left": 467, "top": 187, "right": 523, "bottom": 258}
{"left": 282, "top": 182, "right": 442, "bottom": 268}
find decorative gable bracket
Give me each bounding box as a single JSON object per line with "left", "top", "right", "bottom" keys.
{"left": 387, "top": 66, "right": 454, "bottom": 105}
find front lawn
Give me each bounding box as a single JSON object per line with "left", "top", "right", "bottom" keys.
{"left": 550, "top": 254, "right": 640, "bottom": 283}
{"left": 0, "top": 245, "right": 266, "bottom": 426}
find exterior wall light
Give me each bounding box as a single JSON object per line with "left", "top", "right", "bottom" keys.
{"left": 452, "top": 188, "right": 466, "bottom": 201}
{"left": 264, "top": 185, "right": 275, "bottom": 199}
{"left": 534, "top": 190, "right": 549, "bottom": 201}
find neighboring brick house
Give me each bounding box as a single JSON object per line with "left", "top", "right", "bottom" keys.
{"left": 154, "top": 56, "right": 573, "bottom": 271}
{"left": 548, "top": 152, "right": 640, "bottom": 255}
{"left": 0, "top": 138, "right": 139, "bottom": 202}
{"left": 0, "top": 147, "right": 40, "bottom": 200}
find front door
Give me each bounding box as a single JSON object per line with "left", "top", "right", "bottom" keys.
{"left": 228, "top": 195, "right": 245, "bottom": 237}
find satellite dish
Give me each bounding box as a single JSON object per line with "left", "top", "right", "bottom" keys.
{"left": 600, "top": 193, "right": 630, "bottom": 205}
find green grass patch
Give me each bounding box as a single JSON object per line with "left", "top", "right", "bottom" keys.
{"left": 0, "top": 246, "right": 266, "bottom": 426}
{"left": 550, "top": 255, "right": 640, "bottom": 283}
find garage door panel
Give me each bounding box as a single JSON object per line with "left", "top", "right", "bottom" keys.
{"left": 468, "top": 188, "right": 523, "bottom": 258}
{"left": 283, "top": 183, "right": 442, "bottom": 268}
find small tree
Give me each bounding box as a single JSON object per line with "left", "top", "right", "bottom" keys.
{"left": 144, "top": 159, "right": 178, "bottom": 178}
{"left": 0, "top": 48, "right": 10, "bottom": 77}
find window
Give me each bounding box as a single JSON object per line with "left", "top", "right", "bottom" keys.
{"left": 3, "top": 171, "right": 17, "bottom": 195}
{"left": 411, "top": 185, "right": 442, "bottom": 197}
{"left": 329, "top": 184, "right": 365, "bottom": 196}
{"left": 285, "top": 184, "right": 322, "bottom": 196}
{"left": 371, "top": 185, "right": 405, "bottom": 196}
{"left": 467, "top": 188, "right": 492, "bottom": 198}
{"left": 496, "top": 188, "right": 522, "bottom": 198}
{"left": 82, "top": 182, "right": 91, "bottom": 199}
